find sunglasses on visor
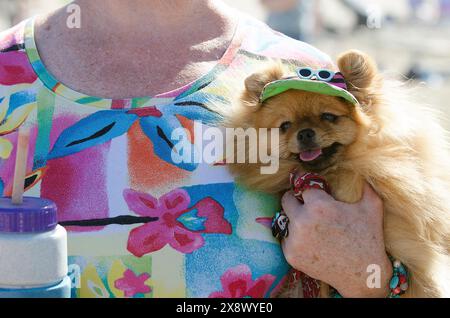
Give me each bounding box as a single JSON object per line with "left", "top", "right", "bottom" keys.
{"left": 296, "top": 67, "right": 335, "bottom": 82}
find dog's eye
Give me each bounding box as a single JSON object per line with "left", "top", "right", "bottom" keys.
{"left": 321, "top": 113, "right": 338, "bottom": 122}
{"left": 279, "top": 121, "right": 292, "bottom": 133}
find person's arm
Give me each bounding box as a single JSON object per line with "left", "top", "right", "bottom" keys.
{"left": 281, "top": 183, "right": 393, "bottom": 298}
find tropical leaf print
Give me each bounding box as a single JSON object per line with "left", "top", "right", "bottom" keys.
{"left": 47, "top": 94, "right": 220, "bottom": 170}
{"left": 0, "top": 92, "right": 36, "bottom": 159}
{"left": 170, "top": 100, "right": 221, "bottom": 124}
{"left": 139, "top": 114, "right": 198, "bottom": 172}
{"left": 24, "top": 167, "right": 46, "bottom": 191}
{"left": 47, "top": 110, "right": 138, "bottom": 160}
{"left": 7, "top": 90, "right": 36, "bottom": 116}
{"left": 80, "top": 264, "right": 111, "bottom": 298}
{"left": 138, "top": 99, "right": 221, "bottom": 171}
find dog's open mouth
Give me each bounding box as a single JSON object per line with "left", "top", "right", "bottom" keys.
{"left": 298, "top": 142, "right": 342, "bottom": 164}
{"left": 299, "top": 149, "right": 323, "bottom": 162}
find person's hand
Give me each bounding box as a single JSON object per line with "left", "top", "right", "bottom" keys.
{"left": 281, "top": 183, "right": 393, "bottom": 298}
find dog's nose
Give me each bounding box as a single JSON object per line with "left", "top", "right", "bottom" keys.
{"left": 297, "top": 129, "right": 316, "bottom": 143}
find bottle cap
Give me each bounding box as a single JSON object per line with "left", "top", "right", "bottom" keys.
{"left": 0, "top": 197, "right": 57, "bottom": 233}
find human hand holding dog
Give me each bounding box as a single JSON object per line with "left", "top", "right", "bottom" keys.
{"left": 281, "top": 183, "right": 393, "bottom": 298}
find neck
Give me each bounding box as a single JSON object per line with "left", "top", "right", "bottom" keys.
{"left": 72, "top": 0, "right": 232, "bottom": 36}
{"left": 33, "top": 0, "right": 239, "bottom": 98}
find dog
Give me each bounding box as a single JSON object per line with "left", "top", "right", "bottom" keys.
{"left": 224, "top": 50, "right": 450, "bottom": 297}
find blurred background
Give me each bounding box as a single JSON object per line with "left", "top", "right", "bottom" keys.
{"left": 1, "top": 0, "right": 449, "bottom": 125}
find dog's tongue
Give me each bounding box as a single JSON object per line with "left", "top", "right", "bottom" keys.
{"left": 299, "top": 149, "right": 322, "bottom": 162}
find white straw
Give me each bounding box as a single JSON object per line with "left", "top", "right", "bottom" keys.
{"left": 12, "top": 126, "right": 30, "bottom": 205}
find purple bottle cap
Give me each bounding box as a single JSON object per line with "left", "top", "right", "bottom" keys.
{"left": 0, "top": 197, "right": 58, "bottom": 233}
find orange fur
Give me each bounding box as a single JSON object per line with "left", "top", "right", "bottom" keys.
{"left": 224, "top": 50, "right": 450, "bottom": 297}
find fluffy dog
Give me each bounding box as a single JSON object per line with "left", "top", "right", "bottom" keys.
{"left": 225, "top": 50, "right": 450, "bottom": 297}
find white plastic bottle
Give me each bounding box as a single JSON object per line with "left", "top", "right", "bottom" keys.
{"left": 0, "top": 197, "right": 71, "bottom": 298}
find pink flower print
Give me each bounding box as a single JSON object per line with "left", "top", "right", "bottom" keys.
{"left": 0, "top": 51, "right": 37, "bottom": 85}
{"left": 114, "top": 269, "right": 151, "bottom": 298}
{"left": 124, "top": 188, "right": 232, "bottom": 257}
{"left": 209, "top": 265, "right": 276, "bottom": 298}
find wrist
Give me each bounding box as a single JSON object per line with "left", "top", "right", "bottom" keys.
{"left": 336, "top": 255, "right": 393, "bottom": 298}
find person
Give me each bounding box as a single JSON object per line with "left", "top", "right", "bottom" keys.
{"left": 0, "top": 0, "right": 391, "bottom": 298}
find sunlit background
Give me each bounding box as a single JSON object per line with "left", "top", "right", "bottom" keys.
{"left": 1, "top": 0, "right": 449, "bottom": 126}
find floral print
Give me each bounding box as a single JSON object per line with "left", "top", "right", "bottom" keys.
{"left": 209, "top": 265, "right": 276, "bottom": 298}
{"left": 74, "top": 257, "right": 153, "bottom": 298}
{"left": 124, "top": 188, "right": 232, "bottom": 256}
{"left": 114, "top": 269, "right": 152, "bottom": 297}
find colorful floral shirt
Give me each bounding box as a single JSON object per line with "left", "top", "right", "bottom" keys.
{"left": 0, "top": 15, "right": 332, "bottom": 298}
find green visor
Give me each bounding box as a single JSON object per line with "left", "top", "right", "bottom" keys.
{"left": 260, "top": 78, "right": 359, "bottom": 106}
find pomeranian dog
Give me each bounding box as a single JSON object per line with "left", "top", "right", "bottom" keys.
{"left": 224, "top": 50, "right": 450, "bottom": 297}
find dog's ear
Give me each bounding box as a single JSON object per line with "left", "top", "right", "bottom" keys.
{"left": 242, "top": 63, "right": 285, "bottom": 107}
{"left": 337, "top": 50, "right": 382, "bottom": 107}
